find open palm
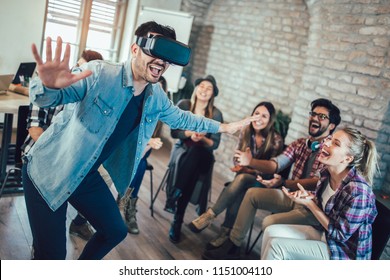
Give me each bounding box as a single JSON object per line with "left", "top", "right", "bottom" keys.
{"left": 31, "top": 36, "right": 92, "bottom": 89}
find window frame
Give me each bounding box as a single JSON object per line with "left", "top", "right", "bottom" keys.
{"left": 42, "top": 0, "right": 128, "bottom": 64}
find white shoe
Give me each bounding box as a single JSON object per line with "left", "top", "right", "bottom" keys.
{"left": 207, "top": 226, "right": 231, "bottom": 249}
{"left": 189, "top": 208, "right": 216, "bottom": 233}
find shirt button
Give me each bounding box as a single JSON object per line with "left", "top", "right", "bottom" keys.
{"left": 103, "top": 110, "right": 107, "bottom": 114}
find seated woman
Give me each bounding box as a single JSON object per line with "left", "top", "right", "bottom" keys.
{"left": 167, "top": 75, "right": 223, "bottom": 243}
{"left": 262, "top": 127, "right": 378, "bottom": 260}
{"left": 189, "top": 101, "right": 283, "bottom": 249}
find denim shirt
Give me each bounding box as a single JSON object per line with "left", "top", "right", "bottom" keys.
{"left": 26, "top": 59, "right": 220, "bottom": 211}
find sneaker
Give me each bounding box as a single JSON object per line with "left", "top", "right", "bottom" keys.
{"left": 202, "top": 238, "right": 240, "bottom": 260}
{"left": 189, "top": 208, "right": 216, "bottom": 233}
{"left": 69, "top": 221, "right": 94, "bottom": 241}
{"left": 206, "top": 226, "right": 231, "bottom": 250}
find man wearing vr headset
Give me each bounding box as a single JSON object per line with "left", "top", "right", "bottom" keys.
{"left": 24, "top": 21, "right": 260, "bottom": 260}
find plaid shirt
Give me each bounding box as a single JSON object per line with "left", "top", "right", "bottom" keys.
{"left": 316, "top": 167, "right": 377, "bottom": 260}
{"left": 282, "top": 138, "right": 324, "bottom": 180}
{"left": 21, "top": 104, "right": 64, "bottom": 154}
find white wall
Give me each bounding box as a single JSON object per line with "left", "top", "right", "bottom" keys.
{"left": 0, "top": 0, "right": 46, "bottom": 75}
{"left": 0, "top": 0, "right": 46, "bottom": 125}
{"left": 118, "top": 0, "right": 182, "bottom": 62}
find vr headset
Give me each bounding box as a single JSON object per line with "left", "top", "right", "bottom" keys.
{"left": 136, "top": 35, "right": 191, "bottom": 66}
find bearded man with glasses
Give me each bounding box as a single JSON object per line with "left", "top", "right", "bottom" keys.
{"left": 202, "top": 98, "right": 342, "bottom": 260}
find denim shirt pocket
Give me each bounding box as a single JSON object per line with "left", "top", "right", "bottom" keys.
{"left": 144, "top": 113, "right": 159, "bottom": 137}
{"left": 80, "top": 96, "right": 113, "bottom": 133}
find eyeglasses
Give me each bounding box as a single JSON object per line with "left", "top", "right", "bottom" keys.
{"left": 309, "top": 111, "right": 329, "bottom": 120}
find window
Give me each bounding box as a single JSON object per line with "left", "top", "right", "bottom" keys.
{"left": 43, "top": 0, "right": 128, "bottom": 65}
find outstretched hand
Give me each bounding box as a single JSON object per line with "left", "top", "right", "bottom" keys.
{"left": 218, "top": 115, "right": 261, "bottom": 134}
{"left": 257, "top": 174, "right": 283, "bottom": 188}
{"left": 282, "top": 183, "right": 315, "bottom": 206}
{"left": 31, "top": 36, "right": 92, "bottom": 89}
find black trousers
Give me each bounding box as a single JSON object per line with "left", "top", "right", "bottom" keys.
{"left": 174, "top": 146, "right": 214, "bottom": 218}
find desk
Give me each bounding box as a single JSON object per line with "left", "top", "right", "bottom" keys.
{"left": 0, "top": 91, "right": 29, "bottom": 184}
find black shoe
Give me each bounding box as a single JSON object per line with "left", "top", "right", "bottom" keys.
{"left": 205, "top": 242, "right": 219, "bottom": 250}
{"left": 164, "top": 189, "right": 182, "bottom": 214}
{"left": 164, "top": 203, "right": 176, "bottom": 214}
{"left": 202, "top": 239, "right": 240, "bottom": 260}
{"left": 169, "top": 222, "right": 182, "bottom": 243}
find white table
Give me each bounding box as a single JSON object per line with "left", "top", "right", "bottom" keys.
{"left": 0, "top": 91, "right": 30, "bottom": 183}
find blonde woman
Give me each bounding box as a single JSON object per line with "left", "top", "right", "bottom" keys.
{"left": 262, "top": 127, "right": 378, "bottom": 260}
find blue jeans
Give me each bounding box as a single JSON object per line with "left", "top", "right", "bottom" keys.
{"left": 129, "top": 149, "right": 152, "bottom": 198}
{"left": 23, "top": 163, "right": 127, "bottom": 260}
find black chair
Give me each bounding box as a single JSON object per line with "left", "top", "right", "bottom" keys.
{"left": 371, "top": 192, "right": 390, "bottom": 259}
{"left": 0, "top": 105, "right": 29, "bottom": 198}
{"left": 245, "top": 219, "right": 264, "bottom": 254}
{"left": 145, "top": 160, "right": 155, "bottom": 216}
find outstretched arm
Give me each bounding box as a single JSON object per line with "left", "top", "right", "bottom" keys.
{"left": 218, "top": 115, "right": 260, "bottom": 134}
{"left": 32, "top": 36, "right": 92, "bottom": 89}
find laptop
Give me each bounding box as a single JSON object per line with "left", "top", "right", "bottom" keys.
{"left": 12, "top": 62, "right": 37, "bottom": 84}
{"left": 0, "top": 74, "right": 14, "bottom": 94}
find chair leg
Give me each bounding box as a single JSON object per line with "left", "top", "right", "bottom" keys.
{"left": 0, "top": 169, "right": 16, "bottom": 198}
{"left": 149, "top": 168, "right": 153, "bottom": 217}
{"left": 0, "top": 171, "right": 10, "bottom": 198}
{"left": 245, "top": 221, "right": 263, "bottom": 254}
{"left": 150, "top": 168, "right": 169, "bottom": 217}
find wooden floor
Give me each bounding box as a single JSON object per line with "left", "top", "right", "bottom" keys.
{"left": 0, "top": 145, "right": 265, "bottom": 260}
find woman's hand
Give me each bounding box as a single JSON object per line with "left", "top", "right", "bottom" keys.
{"left": 31, "top": 36, "right": 92, "bottom": 89}
{"left": 257, "top": 174, "right": 283, "bottom": 188}
{"left": 148, "top": 137, "right": 163, "bottom": 150}
{"left": 230, "top": 165, "right": 255, "bottom": 174}
{"left": 282, "top": 183, "right": 315, "bottom": 206}
{"left": 234, "top": 147, "right": 252, "bottom": 166}
{"left": 191, "top": 132, "right": 206, "bottom": 142}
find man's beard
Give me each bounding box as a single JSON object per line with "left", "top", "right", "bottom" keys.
{"left": 309, "top": 121, "right": 329, "bottom": 138}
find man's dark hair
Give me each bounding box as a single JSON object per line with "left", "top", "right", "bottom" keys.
{"left": 135, "top": 21, "right": 176, "bottom": 40}
{"left": 311, "top": 98, "right": 341, "bottom": 134}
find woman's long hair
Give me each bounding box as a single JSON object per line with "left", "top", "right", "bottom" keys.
{"left": 344, "top": 127, "right": 379, "bottom": 185}
{"left": 238, "top": 102, "right": 277, "bottom": 160}
{"left": 190, "top": 85, "right": 215, "bottom": 118}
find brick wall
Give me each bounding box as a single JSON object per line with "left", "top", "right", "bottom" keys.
{"left": 178, "top": 0, "right": 390, "bottom": 191}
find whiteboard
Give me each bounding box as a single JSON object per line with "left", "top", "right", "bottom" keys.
{"left": 136, "top": 7, "right": 194, "bottom": 93}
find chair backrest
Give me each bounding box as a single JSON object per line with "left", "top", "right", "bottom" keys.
{"left": 14, "top": 105, "right": 30, "bottom": 167}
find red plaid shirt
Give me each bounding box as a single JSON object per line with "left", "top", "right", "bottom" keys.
{"left": 282, "top": 138, "right": 324, "bottom": 180}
